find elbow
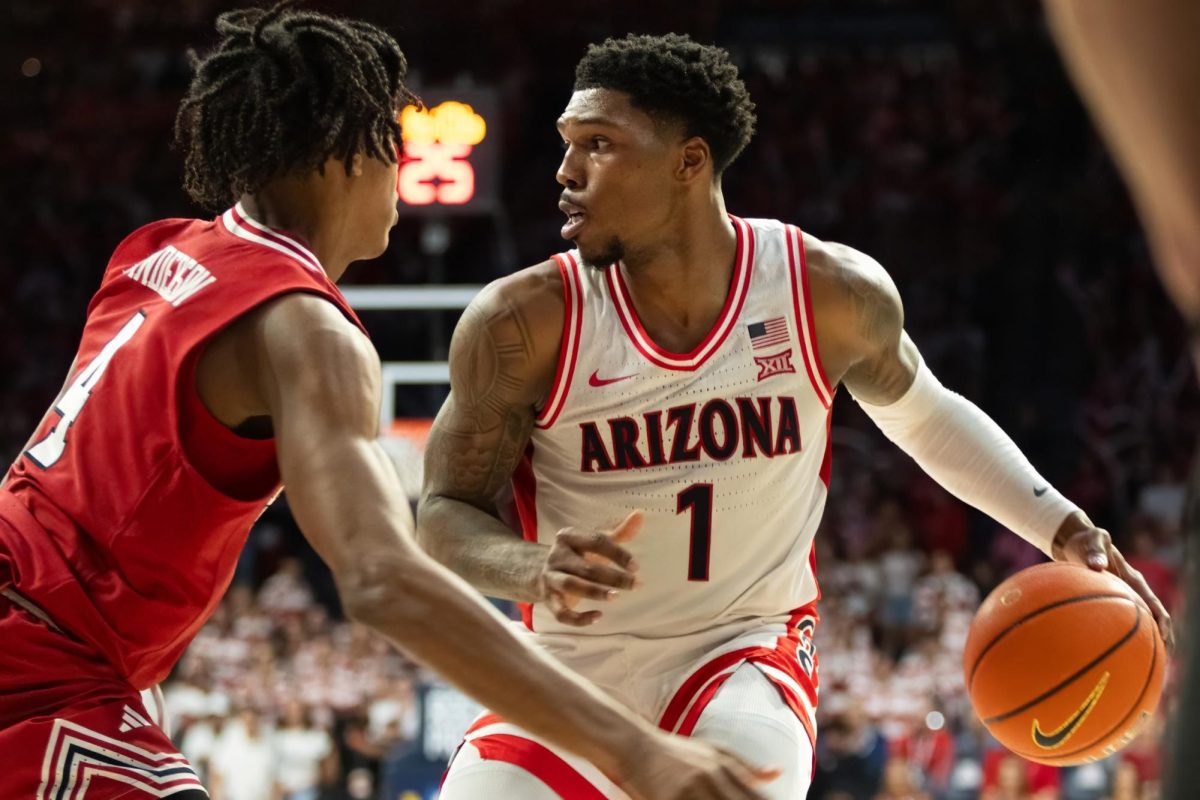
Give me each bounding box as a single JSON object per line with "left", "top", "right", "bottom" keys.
{"left": 414, "top": 494, "right": 453, "bottom": 565}
{"left": 336, "top": 554, "right": 419, "bottom": 630}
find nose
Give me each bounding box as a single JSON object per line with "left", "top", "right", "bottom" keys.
{"left": 556, "top": 147, "right": 582, "bottom": 190}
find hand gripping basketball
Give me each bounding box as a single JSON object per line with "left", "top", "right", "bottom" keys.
{"left": 1052, "top": 519, "right": 1175, "bottom": 652}
{"left": 535, "top": 511, "right": 643, "bottom": 626}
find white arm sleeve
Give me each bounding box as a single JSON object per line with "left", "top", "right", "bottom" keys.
{"left": 851, "top": 357, "right": 1080, "bottom": 557}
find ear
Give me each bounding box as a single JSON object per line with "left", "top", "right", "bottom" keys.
{"left": 676, "top": 137, "right": 711, "bottom": 183}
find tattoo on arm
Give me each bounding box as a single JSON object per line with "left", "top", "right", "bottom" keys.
{"left": 427, "top": 290, "right": 544, "bottom": 508}
{"left": 831, "top": 245, "right": 918, "bottom": 405}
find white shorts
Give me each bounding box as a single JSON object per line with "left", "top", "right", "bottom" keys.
{"left": 440, "top": 603, "right": 819, "bottom": 799}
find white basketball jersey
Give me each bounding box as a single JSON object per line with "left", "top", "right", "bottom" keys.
{"left": 512, "top": 216, "right": 834, "bottom": 640}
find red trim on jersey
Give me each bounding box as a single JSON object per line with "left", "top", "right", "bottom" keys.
{"left": 511, "top": 444, "right": 539, "bottom": 630}
{"left": 471, "top": 734, "right": 609, "bottom": 800}
{"left": 793, "top": 225, "right": 832, "bottom": 398}
{"left": 787, "top": 225, "right": 833, "bottom": 408}
{"left": 677, "top": 671, "right": 734, "bottom": 737}
{"left": 606, "top": 216, "right": 754, "bottom": 371}
{"left": 229, "top": 203, "right": 323, "bottom": 273}
{"left": 658, "top": 604, "right": 820, "bottom": 737}
{"left": 769, "top": 674, "right": 819, "bottom": 749}
{"left": 820, "top": 407, "right": 833, "bottom": 488}
{"left": 464, "top": 713, "right": 506, "bottom": 736}
{"left": 658, "top": 646, "right": 760, "bottom": 733}
{"left": 535, "top": 253, "right": 582, "bottom": 429}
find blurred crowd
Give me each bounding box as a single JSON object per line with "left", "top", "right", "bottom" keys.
{"left": 2, "top": 1, "right": 1194, "bottom": 799}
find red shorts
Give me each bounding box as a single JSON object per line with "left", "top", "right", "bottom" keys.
{"left": 0, "top": 590, "right": 205, "bottom": 799}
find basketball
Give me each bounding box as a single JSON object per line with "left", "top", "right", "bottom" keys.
{"left": 963, "top": 562, "right": 1165, "bottom": 766}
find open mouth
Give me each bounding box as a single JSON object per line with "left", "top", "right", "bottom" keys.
{"left": 561, "top": 212, "right": 586, "bottom": 239}
{"left": 559, "top": 200, "right": 587, "bottom": 240}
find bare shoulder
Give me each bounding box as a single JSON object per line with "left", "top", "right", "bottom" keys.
{"left": 448, "top": 259, "right": 565, "bottom": 419}
{"left": 803, "top": 235, "right": 904, "bottom": 374}
{"left": 254, "top": 293, "right": 377, "bottom": 376}
{"left": 198, "top": 292, "right": 376, "bottom": 428}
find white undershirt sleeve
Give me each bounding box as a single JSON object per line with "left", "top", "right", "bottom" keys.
{"left": 851, "top": 357, "right": 1080, "bottom": 557}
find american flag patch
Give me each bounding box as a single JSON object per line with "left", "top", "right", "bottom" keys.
{"left": 748, "top": 317, "right": 789, "bottom": 350}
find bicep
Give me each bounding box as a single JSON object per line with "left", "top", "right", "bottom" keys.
{"left": 827, "top": 244, "right": 919, "bottom": 405}
{"left": 843, "top": 329, "right": 922, "bottom": 406}
{"left": 253, "top": 295, "right": 410, "bottom": 574}
{"left": 422, "top": 295, "right": 541, "bottom": 511}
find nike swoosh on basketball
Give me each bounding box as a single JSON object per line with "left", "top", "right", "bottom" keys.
{"left": 1034, "top": 485, "right": 1049, "bottom": 497}
{"left": 589, "top": 370, "right": 637, "bottom": 387}
{"left": 1031, "top": 671, "right": 1110, "bottom": 749}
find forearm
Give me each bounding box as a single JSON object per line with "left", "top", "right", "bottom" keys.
{"left": 852, "top": 358, "right": 1080, "bottom": 556}
{"left": 289, "top": 441, "right": 649, "bottom": 777}
{"left": 417, "top": 494, "right": 549, "bottom": 602}
{"left": 352, "top": 546, "right": 652, "bottom": 777}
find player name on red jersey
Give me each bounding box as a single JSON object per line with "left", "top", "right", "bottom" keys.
{"left": 580, "top": 396, "right": 803, "bottom": 473}
{"left": 123, "top": 245, "right": 216, "bottom": 307}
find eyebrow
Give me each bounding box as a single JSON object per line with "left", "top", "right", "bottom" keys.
{"left": 556, "top": 114, "right": 622, "bottom": 131}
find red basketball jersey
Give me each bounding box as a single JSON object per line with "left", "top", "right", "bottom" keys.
{"left": 0, "top": 203, "right": 365, "bottom": 689}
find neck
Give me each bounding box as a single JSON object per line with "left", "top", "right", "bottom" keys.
{"left": 617, "top": 192, "right": 737, "bottom": 352}
{"left": 238, "top": 184, "right": 351, "bottom": 282}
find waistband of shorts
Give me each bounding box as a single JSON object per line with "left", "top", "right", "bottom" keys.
{"left": 0, "top": 491, "right": 73, "bottom": 638}
{"left": 0, "top": 585, "right": 66, "bottom": 634}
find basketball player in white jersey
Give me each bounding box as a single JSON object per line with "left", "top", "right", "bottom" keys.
{"left": 419, "top": 34, "right": 1173, "bottom": 799}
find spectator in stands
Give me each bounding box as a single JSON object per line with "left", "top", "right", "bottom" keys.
{"left": 874, "top": 756, "right": 931, "bottom": 800}
{"left": 274, "top": 700, "right": 335, "bottom": 800}
{"left": 982, "top": 751, "right": 1060, "bottom": 800}
{"left": 210, "top": 708, "right": 276, "bottom": 800}
{"left": 813, "top": 705, "right": 890, "bottom": 800}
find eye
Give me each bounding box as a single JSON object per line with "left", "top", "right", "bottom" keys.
{"left": 591, "top": 136, "right": 609, "bottom": 150}
{"left": 560, "top": 139, "right": 571, "bottom": 151}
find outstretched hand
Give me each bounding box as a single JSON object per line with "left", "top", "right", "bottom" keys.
{"left": 1052, "top": 514, "right": 1175, "bottom": 652}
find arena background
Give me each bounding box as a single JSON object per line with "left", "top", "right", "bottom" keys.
{"left": 2, "top": 1, "right": 1195, "bottom": 799}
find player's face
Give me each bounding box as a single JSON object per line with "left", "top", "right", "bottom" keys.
{"left": 346, "top": 151, "right": 401, "bottom": 260}
{"left": 556, "top": 89, "right": 684, "bottom": 269}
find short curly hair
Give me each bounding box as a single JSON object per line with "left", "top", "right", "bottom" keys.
{"left": 573, "top": 33, "right": 757, "bottom": 176}
{"left": 174, "top": 1, "right": 419, "bottom": 210}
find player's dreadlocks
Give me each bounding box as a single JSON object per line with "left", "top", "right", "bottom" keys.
{"left": 175, "top": 1, "right": 418, "bottom": 210}
{"left": 573, "top": 33, "right": 757, "bottom": 176}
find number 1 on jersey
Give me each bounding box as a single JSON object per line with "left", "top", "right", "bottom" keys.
{"left": 676, "top": 483, "right": 714, "bottom": 582}
{"left": 27, "top": 312, "right": 147, "bottom": 469}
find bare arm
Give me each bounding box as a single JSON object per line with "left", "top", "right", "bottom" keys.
{"left": 419, "top": 268, "right": 640, "bottom": 625}
{"left": 815, "top": 240, "right": 1171, "bottom": 645}
{"left": 417, "top": 275, "right": 552, "bottom": 601}
{"left": 250, "top": 293, "right": 654, "bottom": 778}
{"left": 1046, "top": 0, "right": 1200, "bottom": 324}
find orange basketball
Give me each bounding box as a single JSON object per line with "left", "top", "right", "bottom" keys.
{"left": 963, "top": 561, "right": 1165, "bottom": 765}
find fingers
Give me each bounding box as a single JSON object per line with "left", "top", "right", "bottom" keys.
{"left": 1058, "top": 527, "right": 1110, "bottom": 571}
{"left": 707, "top": 749, "right": 776, "bottom": 800}
{"left": 545, "top": 571, "right": 625, "bottom": 602}
{"left": 710, "top": 765, "right": 771, "bottom": 800}
{"left": 609, "top": 511, "right": 644, "bottom": 544}
{"left": 1085, "top": 528, "right": 1110, "bottom": 571}
{"left": 1107, "top": 546, "right": 1176, "bottom": 651}
{"left": 545, "top": 594, "right": 603, "bottom": 627}
{"left": 556, "top": 527, "right": 640, "bottom": 573}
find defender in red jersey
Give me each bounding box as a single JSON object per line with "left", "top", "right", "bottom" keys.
{"left": 0, "top": 6, "right": 773, "bottom": 800}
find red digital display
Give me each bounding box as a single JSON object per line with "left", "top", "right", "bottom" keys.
{"left": 396, "top": 91, "right": 498, "bottom": 215}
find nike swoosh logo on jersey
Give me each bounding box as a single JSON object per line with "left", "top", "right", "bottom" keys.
{"left": 1034, "top": 485, "right": 1049, "bottom": 497}
{"left": 589, "top": 370, "right": 637, "bottom": 387}
{"left": 1031, "top": 672, "right": 1110, "bottom": 749}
